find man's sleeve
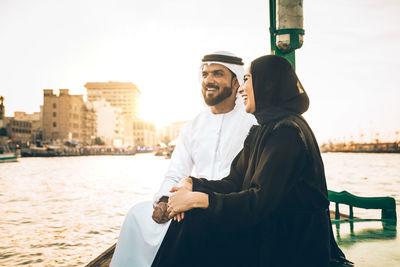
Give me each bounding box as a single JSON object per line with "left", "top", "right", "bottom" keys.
{"left": 153, "top": 123, "right": 193, "bottom": 205}
{"left": 191, "top": 124, "right": 255, "bottom": 194}
{"left": 191, "top": 146, "right": 247, "bottom": 194}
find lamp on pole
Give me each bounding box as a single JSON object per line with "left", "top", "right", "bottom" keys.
{"left": 269, "top": 0, "right": 304, "bottom": 69}
{"left": 0, "top": 96, "right": 5, "bottom": 120}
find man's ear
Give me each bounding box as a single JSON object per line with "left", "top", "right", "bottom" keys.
{"left": 232, "top": 77, "right": 240, "bottom": 91}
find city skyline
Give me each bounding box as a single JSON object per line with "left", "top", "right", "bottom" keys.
{"left": 0, "top": 0, "right": 399, "bottom": 143}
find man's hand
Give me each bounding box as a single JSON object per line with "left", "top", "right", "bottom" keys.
{"left": 178, "top": 177, "right": 193, "bottom": 191}
{"left": 152, "top": 202, "right": 170, "bottom": 224}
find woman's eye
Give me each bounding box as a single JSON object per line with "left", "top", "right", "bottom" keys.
{"left": 243, "top": 77, "right": 248, "bottom": 82}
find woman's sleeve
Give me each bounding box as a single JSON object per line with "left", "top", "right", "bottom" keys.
{"left": 204, "top": 126, "right": 308, "bottom": 230}
{"left": 191, "top": 145, "right": 248, "bottom": 194}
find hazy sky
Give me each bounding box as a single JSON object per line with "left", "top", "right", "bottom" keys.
{"left": 0, "top": 0, "right": 399, "bottom": 143}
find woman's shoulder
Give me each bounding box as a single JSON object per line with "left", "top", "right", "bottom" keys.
{"left": 270, "top": 116, "right": 309, "bottom": 149}
{"left": 272, "top": 115, "right": 302, "bottom": 130}
{"left": 246, "top": 124, "right": 262, "bottom": 140}
{"left": 243, "top": 125, "right": 260, "bottom": 148}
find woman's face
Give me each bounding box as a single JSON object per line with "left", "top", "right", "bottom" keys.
{"left": 238, "top": 66, "right": 256, "bottom": 113}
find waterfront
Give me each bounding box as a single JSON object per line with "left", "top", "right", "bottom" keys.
{"left": 1, "top": 153, "right": 400, "bottom": 266}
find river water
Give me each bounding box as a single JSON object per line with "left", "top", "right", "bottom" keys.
{"left": 1, "top": 153, "right": 399, "bottom": 266}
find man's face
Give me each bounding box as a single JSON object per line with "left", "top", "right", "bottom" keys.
{"left": 201, "top": 64, "right": 235, "bottom": 106}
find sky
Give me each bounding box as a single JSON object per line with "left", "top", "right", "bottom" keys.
{"left": 0, "top": 0, "right": 399, "bottom": 143}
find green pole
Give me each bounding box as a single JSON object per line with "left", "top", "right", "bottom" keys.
{"left": 269, "top": 0, "right": 277, "bottom": 54}
{"left": 275, "top": 50, "right": 296, "bottom": 69}
{"left": 269, "top": 0, "right": 302, "bottom": 70}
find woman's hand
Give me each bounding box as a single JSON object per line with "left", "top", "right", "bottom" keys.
{"left": 168, "top": 178, "right": 193, "bottom": 222}
{"left": 168, "top": 187, "right": 194, "bottom": 219}
{"left": 168, "top": 187, "right": 209, "bottom": 221}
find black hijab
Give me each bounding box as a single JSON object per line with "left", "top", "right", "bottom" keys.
{"left": 250, "top": 55, "right": 309, "bottom": 125}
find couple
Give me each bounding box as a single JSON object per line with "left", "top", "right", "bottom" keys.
{"left": 111, "top": 52, "right": 351, "bottom": 266}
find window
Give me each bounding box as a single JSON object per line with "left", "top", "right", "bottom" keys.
{"left": 53, "top": 112, "right": 56, "bottom": 117}
{"left": 53, "top": 122, "right": 56, "bottom": 127}
{"left": 53, "top": 103, "right": 56, "bottom": 108}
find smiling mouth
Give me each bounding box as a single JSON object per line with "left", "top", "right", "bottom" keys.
{"left": 241, "top": 94, "right": 248, "bottom": 100}
{"left": 206, "top": 87, "right": 218, "bottom": 91}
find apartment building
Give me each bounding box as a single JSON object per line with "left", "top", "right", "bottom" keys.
{"left": 42, "top": 89, "right": 96, "bottom": 144}
{"left": 84, "top": 81, "right": 141, "bottom": 120}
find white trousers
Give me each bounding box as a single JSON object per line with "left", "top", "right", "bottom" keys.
{"left": 110, "top": 201, "right": 171, "bottom": 267}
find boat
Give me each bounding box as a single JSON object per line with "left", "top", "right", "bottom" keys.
{"left": 85, "top": 190, "right": 397, "bottom": 267}
{"left": 86, "top": 187, "right": 396, "bottom": 267}
{"left": 86, "top": 244, "right": 116, "bottom": 267}
{"left": 0, "top": 143, "right": 18, "bottom": 163}
{"left": 86, "top": 1, "right": 398, "bottom": 266}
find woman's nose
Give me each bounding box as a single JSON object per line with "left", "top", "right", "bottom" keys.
{"left": 238, "top": 84, "right": 244, "bottom": 94}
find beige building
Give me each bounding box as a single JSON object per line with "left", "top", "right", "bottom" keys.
{"left": 160, "top": 121, "right": 189, "bottom": 145}
{"left": 133, "top": 119, "right": 157, "bottom": 149}
{"left": 84, "top": 81, "right": 141, "bottom": 120}
{"left": 3, "top": 117, "right": 32, "bottom": 145}
{"left": 92, "top": 99, "right": 133, "bottom": 147}
{"left": 14, "top": 111, "right": 41, "bottom": 143}
{"left": 121, "top": 114, "right": 134, "bottom": 147}
{"left": 82, "top": 102, "right": 97, "bottom": 145}
{"left": 42, "top": 89, "right": 96, "bottom": 144}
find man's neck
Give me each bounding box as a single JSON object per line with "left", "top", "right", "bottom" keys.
{"left": 210, "top": 100, "right": 235, "bottom": 114}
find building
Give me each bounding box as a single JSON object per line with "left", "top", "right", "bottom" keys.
{"left": 14, "top": 111, "right": 41, "bottom": 143}
{"left": 160, "top": 120, "right": 189, "bottom": 145}
{"left": 121, "top": 114, "right": 134, "bottom": 147}
{"left": 2, "top": 117, "right": 32, "bottom": 146}
{"left": 133, "top": 119, "right": 156, "bottom": 149}
{"left": 42, "top": 89, "right": 96, "bottom": 144}
{"left": 82, "top": 102, "right": 97, "bottom": 145}
{"left": 0, "top": 98, "right": 40, "bottom": 145}
{"left": 92, "top": 99, "right": 131, "bottom": 147}
{"left": 84, "top": 81, "right": 141, "bottom": 120}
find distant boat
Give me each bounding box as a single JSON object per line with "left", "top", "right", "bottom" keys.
{"left": 0, "top": 143, "right": 18, "bottom": 163}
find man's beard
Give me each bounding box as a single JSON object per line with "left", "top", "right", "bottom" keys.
{"left": 202, "top": 85, "right": 233, "bottom": 106}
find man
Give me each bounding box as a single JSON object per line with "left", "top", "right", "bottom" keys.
{"left": 110, "top": 51, "right": 256, "bottom": 267}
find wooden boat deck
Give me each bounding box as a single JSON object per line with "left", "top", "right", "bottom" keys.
{"left": 86, "top": 243, "right": 115, "bottom": 267}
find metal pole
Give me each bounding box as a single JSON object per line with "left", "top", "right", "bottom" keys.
{"left": 269, "top": 0, "right": 301, "bottom": 70}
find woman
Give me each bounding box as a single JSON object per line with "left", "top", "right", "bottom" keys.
{"left": 152, "top": 55, "right": 350, "bottom": 267}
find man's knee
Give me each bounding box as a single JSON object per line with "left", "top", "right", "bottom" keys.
{"left": 126, "top": 201, "right": 153, "bottom": 222}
